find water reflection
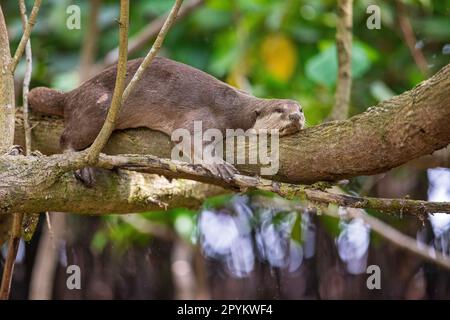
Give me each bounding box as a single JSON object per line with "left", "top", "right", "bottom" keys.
{"left": 427, "top": 168, "right": 450, "bottom": 256}
{"left": 198, "top": 195, "right": 313, "bottom": 278}
{"left": 337, "top": 208, "right": 370, "bottom": 275}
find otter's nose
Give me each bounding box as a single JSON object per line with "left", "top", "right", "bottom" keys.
{"left": 289, "top": 113, "right": 301, "bottom": 121}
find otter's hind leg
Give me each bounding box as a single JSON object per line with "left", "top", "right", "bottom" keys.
{"left": 60, "top": 118, "right": 106, "bottom": 188}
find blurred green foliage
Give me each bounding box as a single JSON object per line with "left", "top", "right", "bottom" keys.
{"left": 5, "top": 0, "right": 449, "bottom": 125}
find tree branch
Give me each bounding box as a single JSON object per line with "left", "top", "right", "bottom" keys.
{"left": 86, "top": 0, "right": 129, "bottom": 163}
{"left": 0, "top": 6, "right": 14, "bottom": 246}
{"left": 103, "top": 0, "right": 203, "bottom": 66}
{"left": 0, "top": 211, "right": 23, "bottom": 299}
{"left": 4, "top": 63, "right": 449, "bottom": 217}
{"left": 0, "top": 0, "right": 36, "bottom": 301}
{"left": 9, "top": 0, "right": 41, "bottom": 73}
{"left": 18, "top": 63, "right": 450, "bottom": 184}
{"left": 343, "top": 208, "right": 450, "bottom": 271}
{"left": 0, "top": 5, "right": 17, "bottom": 298}
{"left": 1, "top": 151, "right": 449, "bottom": 217}
{"left": 331, "top": 0, "right": 353, "bottom": 120}
{"left": 0, "top": 155, "right": 225, "bottom": 215}
{"left": 396, "top": 0, "right": 429, "bottom": 76}
{"left": 121, "top": 0, "right": 184, "bottom": 103}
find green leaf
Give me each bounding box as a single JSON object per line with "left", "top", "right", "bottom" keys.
{"left": 370, "top": 80, "right": 395, "bottom": 102}
{"left": 91, "top": 230, "right": 109, "bottom": 254}
{"left": 305, "top": 42, "right": 374, "bottom": 87}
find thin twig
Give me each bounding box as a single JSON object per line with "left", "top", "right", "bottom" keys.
{"left": 0, "top": 212, "right": 23, "bottom": 299}
{"left": 344, "top": 208, "right": 450, "bottom": 271}
{"left": 96, "top": 153, "right": 450, "bottom": 217}
{"left": 86, "top": 0, "right": 130, "bottom": 163}
{"left": 104, "top": 0, "right": 202, "bottom": 66}
{"left": 87, "top": 0, "right": 183, "bottom": 163}
{"left": 19, "top": 0, "right": 32, "bottom": 156}
{"left": 331, "top": 0, "right": 353, "bottom": 120}
{"left": 45, "top": 212, "right": 54, "bottom": 246}
{"left": 121, "top": 0, "right": 184, "bottom": 102}
{"left": 9, "top": 0, "right": 41, "bottom": 73}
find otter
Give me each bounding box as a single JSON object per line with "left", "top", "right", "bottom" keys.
{"left": 29, "top": 56, "right": 304, "bottom": 184}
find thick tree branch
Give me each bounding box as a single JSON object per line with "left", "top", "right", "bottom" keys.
{"left": 0, "top": 6, "right": 18, "bottom": 299}
{"left": 0, "top": 0, "right": 36, "bottom": 301}
{"left": 1, "top": 152, "right": 449, "bottom": 217}
{"left": 4, "top": 63, "right": 448, "bottom": 217}
{"left": 0, "top": 152, "right": 225, "bottom": 214}
{"left": 17, "top": 63, "right": 450, "bottom": 184}
{"left": 0, "top": 6, "right": 15, "bottom": 246}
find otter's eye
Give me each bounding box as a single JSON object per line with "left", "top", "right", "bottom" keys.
{"left": 274, "top": 108, "right": 283, "bottom": 113}
{"left": 255, "top": 110, "right": 261, "bottom": 116}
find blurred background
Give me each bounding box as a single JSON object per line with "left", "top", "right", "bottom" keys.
{"left": 1, "top": 0, "right": 450, "bottom": 299}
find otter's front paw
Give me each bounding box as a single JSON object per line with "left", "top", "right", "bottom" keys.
{"left": 204, "top": 162, "right": 238, "bottom": 182}
{"left": 4, "top": 145, "right": 24, "bottom": 156}
{"left": 75, "top": 167, "right": 97, "bottom": 187}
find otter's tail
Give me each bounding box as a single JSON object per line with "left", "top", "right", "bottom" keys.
{"left": 28, "top": 87, "right": 65, "bottom": 117}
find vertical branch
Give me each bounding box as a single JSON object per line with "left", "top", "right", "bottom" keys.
{"left": 0, "top": 213, "right": 24, "bottom": 299}
{"left": 104, "top": 0, "right": 201, "bottom": 66}
{"left": 20, "top": 0, "right": 33, "bottom": 155}
{"left": 121, "top": 0, "right": 184, "bottom": 103}
{"left": 0, "top": 6, "right": 15, "bottom": 276}
{"left": 79, "top": 0, "right": 102, "bottom": 82}
{"left": 396, "top": 0, "right": 429, "bottom": 76}
{"left": 87, "top": 0, "right": 183, "bottom": 163}
{"left": 9, "top": 0, "right": 41, "bottom": 73}
{"left": 85, "top": 0, "right": 129, "bottom": 164}
{"left": 0, "top": 6, "right": 14, "bottom": 152}
{"left": 29, "top": 213, "right": 65, "bottom": 300}
{"left": 330, "top": 0, "right": 353, "bottom": 121}
{"left": 0, "top": 0, "right": 36, "bottom": 299}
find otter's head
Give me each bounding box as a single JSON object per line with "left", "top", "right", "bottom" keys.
{"left": 253, "top": 99, "right": 305, "bottom": 136}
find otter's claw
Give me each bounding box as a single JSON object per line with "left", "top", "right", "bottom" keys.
{"left": 5, "top": 145, "right": 24, "bottom": 156}
{"left": 30, "top": 150, "right": 44, "bottom": 157}
{"left": 75, "top": 167, "right": 97, "bottom": 187}
{"left": 204, "top": 162, "right": 238, "bottom": 182}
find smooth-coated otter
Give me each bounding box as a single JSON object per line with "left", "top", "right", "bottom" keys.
{"left": 29, "top": 57, "right": 304, "bottom": 183}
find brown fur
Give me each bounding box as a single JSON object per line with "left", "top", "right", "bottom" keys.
{"left": 29, "top": 57, "right": 304, "bottom": 152}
